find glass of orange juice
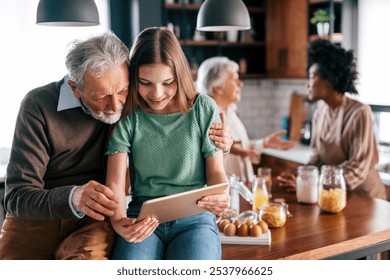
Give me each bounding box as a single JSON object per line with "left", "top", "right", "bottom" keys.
{"left": 252, "top": 175, "right": 269, "bottom": 213}
{"left": 258, "top": 167, "right": 272, "bottom": 199}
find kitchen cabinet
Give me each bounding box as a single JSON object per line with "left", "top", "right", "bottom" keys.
{"left": 266, "top": 0, "right": 308, "bottom": 79}
{"left": 162, "top": 0, "right": 267, "bottom": 79}
{"left": 266, "top": 0, "right": 343, "bottom": 79}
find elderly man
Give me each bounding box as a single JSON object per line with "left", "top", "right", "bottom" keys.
{"left": 0, "top": 32, "right": 232, "bottom": 260}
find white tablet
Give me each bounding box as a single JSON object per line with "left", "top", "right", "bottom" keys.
{"left": 137, "top": 182, "right": 229, "bottom": 223}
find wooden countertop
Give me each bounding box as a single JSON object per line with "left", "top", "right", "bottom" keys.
{"left": 222, "top": 186, "right": 390, "bottom": 260}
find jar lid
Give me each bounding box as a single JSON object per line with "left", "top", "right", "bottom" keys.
{"left": 298, "top": 165, "right": 319, "bottom": 174}
{"left": 320, "top": 165, "right": 344, "bottom": 173}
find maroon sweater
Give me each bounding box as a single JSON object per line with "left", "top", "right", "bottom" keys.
{"left": 5, "top": 79, "right": 109, "bottom": 219}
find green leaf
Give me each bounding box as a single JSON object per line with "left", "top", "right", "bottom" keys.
{"left": 310, "top": 9, "right": 330, "bottom": 24}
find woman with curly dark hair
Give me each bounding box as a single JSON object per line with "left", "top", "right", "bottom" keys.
{"left": 278, "top": 39, "right": 385, "bottom": 199}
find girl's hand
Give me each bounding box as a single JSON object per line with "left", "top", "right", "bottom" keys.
{"left": 112, "top": 217, "right": 159, "bottom": 243}
{"left": 198, "top": 188, "right": 230, "bottom": 216}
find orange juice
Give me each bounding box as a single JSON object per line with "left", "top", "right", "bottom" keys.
{"left": 252, "top": 188, "right": 269, "bottom": 213}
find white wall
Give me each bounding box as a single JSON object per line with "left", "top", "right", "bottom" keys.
{"left": 0, "top": 0, "right": 110, "bottom": 148}
{"left": 237, "top": 79, "right": 308, "bottom": 140}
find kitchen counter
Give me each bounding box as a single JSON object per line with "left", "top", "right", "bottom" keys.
{"left": 223, "top": 188, "right": 390, "bottom": 260}
{"left": 263, "top": 143, "right": 311, "bottom": 165}
{"left": 263, "top": 143, "right": 390, "bottom": 186}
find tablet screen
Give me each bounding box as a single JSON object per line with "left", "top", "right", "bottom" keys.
{"left": 137, "top": 182, "right": 229, "bottom": 223}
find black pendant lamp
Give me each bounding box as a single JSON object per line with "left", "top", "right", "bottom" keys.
{"left": 196, "top": 0, "right": 251, "bottom": 31}
{"left": 36, "top": 0, "right": 100, "bottom": 26}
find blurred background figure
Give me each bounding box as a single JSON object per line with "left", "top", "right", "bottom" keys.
{"left": 277, "top": 39, "right": 386, "bottom": 199}
{"left": 197, "top": 56, "right": 295, "bottom": 185}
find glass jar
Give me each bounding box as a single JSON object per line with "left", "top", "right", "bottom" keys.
{"left": 259, "top": 202, "right": 291, "bottom": 228}
{"left": 296, "top": 165, "right": 319, "bottom": 204}
{"left": 228, "top": 174, "right": 240, "bottom": 214}
{"left": 257, "top": 167, "right": 272, "bottom": 198}
{"left": 251, "top": 175, "right": 269, "bottom": 214}
{"left": 318, "top": 165, "right": 347, "bottom": 213}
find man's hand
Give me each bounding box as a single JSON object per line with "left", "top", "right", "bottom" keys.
{"left": 209, "top": 112, "right": 233, "bottom": 153}
{"left": 72, "top": 180, "right": 119, "bottom": 221}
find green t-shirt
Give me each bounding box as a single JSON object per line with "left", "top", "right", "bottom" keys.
{"left": 106, "top": 94, "right": 221, "bottom": 197}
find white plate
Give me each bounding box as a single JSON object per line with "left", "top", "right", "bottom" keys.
{"left": 220, "top": 230, "right": 271, "bottom": 245}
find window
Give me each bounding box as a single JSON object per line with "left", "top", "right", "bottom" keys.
{"left": 0, "top": 0, "right": 110, "bottom": 150}
{"left": 357, "top": 0, "right": 390, "bottom": 106}
{"left": 371, "top": 106, "right": 390, "bottom": 147}
{"left": 357, "top": 0, "right": 390, "bottom": 150}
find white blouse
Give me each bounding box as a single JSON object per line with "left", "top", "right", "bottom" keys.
{"left": 223, "top": 104, "right": 265, "bottom": 184}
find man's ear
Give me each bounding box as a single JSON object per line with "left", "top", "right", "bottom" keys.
{"left": 68, "top": 80, "right": 81, "bottom": 99}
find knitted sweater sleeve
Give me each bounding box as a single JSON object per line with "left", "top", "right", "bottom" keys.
{"left": 5, "top": 88, "right": 75, "bottom": 219}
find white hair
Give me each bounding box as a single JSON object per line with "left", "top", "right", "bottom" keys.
{"left": 65, "top": 31, "right": 129, "bottom": 91}
{"left": 196, "top": 56, "right": 239, "bottom": 96}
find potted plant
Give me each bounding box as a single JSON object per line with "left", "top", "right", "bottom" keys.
{"left": 310, "top": 9, "right": 330, "bottom": 37}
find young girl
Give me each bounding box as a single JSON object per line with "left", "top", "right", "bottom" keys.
{"left": 105, "top": 27, "right": 229, "bottom": 260}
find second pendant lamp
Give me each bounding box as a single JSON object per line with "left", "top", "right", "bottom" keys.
{"left": 196, "top": 0, "right": 251, "bottom": 32}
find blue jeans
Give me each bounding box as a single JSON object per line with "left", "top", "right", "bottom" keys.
{"left": 111, "top": 212, "right": 221, "bottom": 260}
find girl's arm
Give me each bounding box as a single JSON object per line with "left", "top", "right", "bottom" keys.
{"left": 106, "top": 152, "right": 159, "bottom": 242}
{"left": 106, "top": 153, "right": 129, "bottom": 222}
{"left": 198, "top": 150, "right": 230, "bottom": 216}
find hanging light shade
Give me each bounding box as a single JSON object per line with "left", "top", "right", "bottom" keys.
{"left": 36, "top": 0, "right": 100, "bottom": 26}
{"left": 196, "top": 0, "right": 251, "bottom": 31}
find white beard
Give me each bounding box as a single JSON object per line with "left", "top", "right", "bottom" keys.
{"left": 83, "top": 102, "right": 123, "bottom": 124}
{"left": 91, "top": 110, "right": 121, "bottom": 124}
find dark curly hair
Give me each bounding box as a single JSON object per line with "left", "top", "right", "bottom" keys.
{"left": 308, "top": 39, "right": 359, "bottom": 95}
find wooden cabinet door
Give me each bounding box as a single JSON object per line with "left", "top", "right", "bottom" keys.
{"left": 266, "top": 0, "right": 308, "bottom": 78}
